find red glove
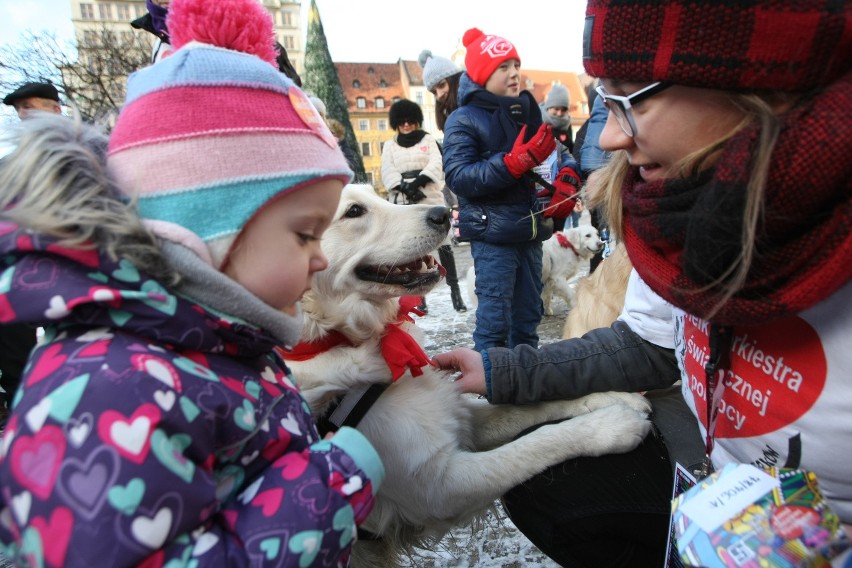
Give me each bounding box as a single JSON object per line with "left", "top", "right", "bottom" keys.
{"left": 502, "top": 124, "right": 556, "bottom": 179}
{"left": 540, "top": 167, "right": 580, "bottom": 219}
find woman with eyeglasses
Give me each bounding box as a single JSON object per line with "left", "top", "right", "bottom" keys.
{"left": 381, "top": 98, "right": 467, "bottom": 312}
{"left": 435, "top": 1, "right": 851, "bottom": 565}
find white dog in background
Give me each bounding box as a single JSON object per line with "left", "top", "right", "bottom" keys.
{"left": 286, "top": 185, "right": 651, "bottom": 567}
{"left": 541, "top": 226, "right": 605, "bottom": 315}
{"left": 465, "top": 226, "right": 604, "bottom": 316}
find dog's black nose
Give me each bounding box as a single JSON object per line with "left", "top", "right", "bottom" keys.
{"left": 427, "top": 206, "right": 451, "bottom": 231}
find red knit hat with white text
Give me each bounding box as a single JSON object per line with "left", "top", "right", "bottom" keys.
{"left": 462, "top": 27, "right": 521, "bottom": 87}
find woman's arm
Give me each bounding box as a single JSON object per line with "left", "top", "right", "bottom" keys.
{"left": 435, "top": 320, "right": 680, "bottom": 404}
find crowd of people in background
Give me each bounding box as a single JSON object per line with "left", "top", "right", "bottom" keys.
{"left": 0, "top": 0, "right": 849, "bottom": 566}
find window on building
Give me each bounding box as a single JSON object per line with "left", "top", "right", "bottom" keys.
{"left": 117, "top": 4, "right": 131, "bottom": 20}
{"left": 83, "top": 30, "right": 97, "bottom": 45}
{"left": 379, "top": 141, "right": 385, "bottom": 153}
{"left": 375, "top": 97, "right": 385, "bottom": 109}
{"left": 377, "top": 119, "right": 387, "bottom": 131}
{"left": 80, "top": 3, "right": 94, "bottom": 19}
{"left": 352, "top": 80, "right": 361, "bottom": 89}
{"left": 98, "top": 3, "right": 112, "bottom": 19}
{"left": 361, "top": 142, "right": 371, "bottom": 156}
{"left": 379, "top": 79, "right": 387, "bottom": 88}
{"left": 415, "top": 92, "right": 424, "bottom": 105}
{"left": 367, "top": 67, "right": 375, "bottom": 75}
{"left": 365, "top": 172, "right": 374, "bottom": 185}
{"left": 358, "top": 119, "right": 369, "bottom": 131}
{"left": 392, "top": 96, "right": 401, "bottom": 104}
{"left": 135, "top": 4, "right": 147, "bottom": 18}
{"left": 281, "top": 35, "right": 295, "bottom": 50}
{"left": 281, "top": 11, "right": 293, "bottom": 26}
{"left": 356, "top": 97, "right": 366, "bottom": 109}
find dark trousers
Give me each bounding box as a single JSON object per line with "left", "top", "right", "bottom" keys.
{"left": 437, "top": 244, "right": 459, "bottom": 287}
{"left": 0, "top": 323, "right": 37, "bottom": 409}
{"left": 503, "top": 430, "right": 673, "bottom": 568}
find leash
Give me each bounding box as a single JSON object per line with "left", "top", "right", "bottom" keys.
{"left": 523, "top": 170, "right": 580, "bottom": 201}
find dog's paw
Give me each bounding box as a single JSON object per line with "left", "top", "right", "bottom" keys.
{"left": 578, "top": 391, "right": 652, "bottom": 416}
{"left": 562, "top": 404, "right": 652, "bottom": 457}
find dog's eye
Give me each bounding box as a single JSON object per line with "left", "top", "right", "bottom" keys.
{"left": 343, "top": 204, "right": 365, "bottom": 218}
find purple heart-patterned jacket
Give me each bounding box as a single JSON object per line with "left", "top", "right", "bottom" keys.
{"left": 0, "top": 222, "right": 384, "bottom": 567}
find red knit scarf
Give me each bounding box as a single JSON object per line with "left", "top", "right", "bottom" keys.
{"left": 623, "top": 72, "right": 851, "bottom": 326}
{"left": 280, "top": 297, "right": 433, "bottom": 381}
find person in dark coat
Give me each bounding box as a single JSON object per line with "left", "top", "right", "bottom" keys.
{"left": 442, "top": 27, "right": 580, "bottom": 350}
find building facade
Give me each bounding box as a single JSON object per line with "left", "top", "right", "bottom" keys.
{"left": 336, "top": 59, "right": 590, "bottom": 193}
{"left": 67, "top": 0, "right": 303, "bottom": 122}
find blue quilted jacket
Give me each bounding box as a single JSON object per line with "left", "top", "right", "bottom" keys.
{"left": 442, "top": 74, "right": 576, "bottom": 244}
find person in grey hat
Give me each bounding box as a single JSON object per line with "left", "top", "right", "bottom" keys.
{"left": 540, "top": 83, "right": 573, "bottom": 150}
{"left": 3, "top": 82, "right": 62, "bottom": 120}
{"left": 419, "top": 49, "right": 463, "bottom": 132}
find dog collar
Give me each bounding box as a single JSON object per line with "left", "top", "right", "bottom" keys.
{"left": 555, "top": 231, "right": 580, "bottom": 257}
{"left": 279, "top": 297, "right": 433, "bottom": 382}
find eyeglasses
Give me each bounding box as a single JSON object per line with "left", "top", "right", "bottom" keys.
{"left": 399, "top": 119, "right": 419, "bottom": 126}
{"left": 595, "top": 82, "right": 670, "bottom": 137}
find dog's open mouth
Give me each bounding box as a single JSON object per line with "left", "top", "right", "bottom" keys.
{"left": 355, "top": 255, "right": 446, "bottom": 289}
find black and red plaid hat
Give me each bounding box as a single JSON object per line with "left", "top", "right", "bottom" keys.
{"left": 583, "top": 0, "right": 851, "bottom": 92}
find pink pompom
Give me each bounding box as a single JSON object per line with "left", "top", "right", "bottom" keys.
{"left": 167, "top": 0, "right": 278, "bottom": 66}
{"left": 463, "top": 28, "right": 484, "bottom": 48}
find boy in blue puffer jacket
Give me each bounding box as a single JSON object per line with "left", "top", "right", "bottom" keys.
{"left": 442, "top": 27, "right": 581, "bottom": 350}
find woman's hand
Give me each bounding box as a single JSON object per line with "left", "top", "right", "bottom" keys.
{"left": 432, "top": 348, "right": 487, "bottom": 396}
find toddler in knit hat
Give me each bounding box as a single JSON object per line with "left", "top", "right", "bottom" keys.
{"left": 108, "top": 0, "right": 351, "bottom": 274}
{"left": 0, "top": 0, "right": 384, "bottom": 564}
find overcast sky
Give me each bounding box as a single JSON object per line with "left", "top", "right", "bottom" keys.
{"left": 0, "top": 0, "right": 588, "bottom": 70}
{"left": 0, "top": 0, "right": 589, "bottom": 124}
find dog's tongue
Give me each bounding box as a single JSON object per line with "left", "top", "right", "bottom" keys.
{"left": 437, "top": 262, "right": 447, "bottom": 278}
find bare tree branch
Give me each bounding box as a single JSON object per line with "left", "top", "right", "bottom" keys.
{"left": 1, "top": 26, "right": 152, "bottom": 127}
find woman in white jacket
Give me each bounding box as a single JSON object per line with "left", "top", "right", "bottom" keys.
{"left": 381, "top": 99, "right": 467, "bottom": 312}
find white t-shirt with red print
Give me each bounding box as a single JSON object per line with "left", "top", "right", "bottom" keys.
{"left": 674, "top": 281, "right": 852, "bottom": 523}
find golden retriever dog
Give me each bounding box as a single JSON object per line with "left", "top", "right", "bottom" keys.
{"left": 562, "top": 242, "right": 633, "bottom": 338}
{"left": 541, "top": 226, "right": 605, "bottom": 316}
{"left": 285, "top": 185, "right": 652, "bottom": 566}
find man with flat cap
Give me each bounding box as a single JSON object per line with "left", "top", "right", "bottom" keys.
{"left": 3, "top": 82, "right": 62, "bottom": 120}
{"left": 0, "top": 81, "right": 58, "bottom": 420}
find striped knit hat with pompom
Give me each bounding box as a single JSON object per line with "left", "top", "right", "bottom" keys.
{"left": 108, "top": 0, "right": 351, "bottom": 269}
{"left": 583, "top": 0, "right": 851, "bottom": 92}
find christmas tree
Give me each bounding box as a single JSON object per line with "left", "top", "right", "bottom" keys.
{"left": 302, "top": 0, "right": 366, "bottom": 181}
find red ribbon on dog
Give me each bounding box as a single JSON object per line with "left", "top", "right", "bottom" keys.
{"left": 279, "top": 297, "right": 433, "bottom": 381}
{"left": 554, "top": 231, "right": 580, "bottom": 258}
